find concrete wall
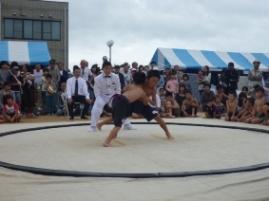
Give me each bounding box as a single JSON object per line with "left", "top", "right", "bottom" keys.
{"left": 0, "top": 0, "right": 68, "bottom": 68}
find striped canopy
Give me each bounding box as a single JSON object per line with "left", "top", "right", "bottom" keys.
{"left": 151, "top": 48, "right": 269, "bottom": 71}
{"left": 0, "top": 41, "right": 51, "bottom": 65}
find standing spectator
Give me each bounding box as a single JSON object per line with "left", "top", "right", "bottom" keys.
{"left": 33, "top": 64, "right": 43, "bottom": 112}
{"left": 248, "top": 61, "right": 263, "bottom": 92}
{"left": 8, "top": 65, "right": 22, "bottom": 105}
{"left": 45, "top": 74, "right": 57, "bottom": 115}
{"left": 90, "top": 61, "right": 121, "bottom": 131}
{"left": 121, "top": 62, "right": 132, "bottom": 86}
{"left": 58, "top": 62, "right": 69, "bottom": 85}
{"left": 131, "top": 62, "right": 138, "bottom": 71}
{"left": 3, "top": 95, "right": 21, "bottom": 123}
{"left": 66, "top": 66, "right": 90, "bottom": 120}
{"left": 175, "top": 83, "right": 186, "bottom": 109}
{"left": 0, "top": 61, "right": 12, "bottom": 88}
{"left": 173, "top": 65, "right": 184, "bottom": 82}
{"left": 222, "top": 62, "right": 239, "bottom": 94}
{"left": 165, "top": 74, "right": 178, "bottom": 97}
{"left": 182, "top": 74, "right": 192, "bottom": 91}
{"left": 21, "top": 69, "right": 35, "bottom": 117}
{"left": 47, "top": 59, "right": 60, "bottom": 87}
{"left": 114, "top": 65, "right": 125, "bottom": 90}
{"left": 197, "top": 70, "right": 205, "bottom": 93}
{"left": 202, "top": 65, "right": 211, "bottom": 84}
{"left": 41, "top": 68, "right": 49, "bottom": 114}
{"left": 80, "top": 60, "right": 91, "bottom": 82}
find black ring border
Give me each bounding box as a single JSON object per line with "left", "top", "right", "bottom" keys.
{"left": 1, "top": 122, "right": 269, "bottom": 178}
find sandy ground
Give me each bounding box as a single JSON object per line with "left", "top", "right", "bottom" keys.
{"left": 1, "top": 118, "right": 269, "bottom": 201}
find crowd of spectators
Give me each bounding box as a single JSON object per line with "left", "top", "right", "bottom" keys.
{"left": 1, "top": 58, "right": 269, "bottom": 126}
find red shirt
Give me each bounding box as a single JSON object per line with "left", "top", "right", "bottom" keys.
{"left": 3, "top": 103, "right": 19, "bottom": 115}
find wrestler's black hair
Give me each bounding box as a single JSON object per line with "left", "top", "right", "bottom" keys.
{"left": 147, "top": 70, "right": 160, "bottom": 79}
{"left": 133, "top": 72, "right": 146, "bottom": 85}
{"left": 102, "top": 61, "right": 112, "bottom": 69}
{"left": 255, "top": 86, "right": 265, "bottom": 94}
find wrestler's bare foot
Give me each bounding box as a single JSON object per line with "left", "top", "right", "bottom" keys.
{"left": 103, "top": 142, "right": 112, "bottom": 147}
{"left": 166, "top": 133, "right": 174, "bottom": 140}
{"left": 97, "top": 122, "right": 102, "bottom": 131}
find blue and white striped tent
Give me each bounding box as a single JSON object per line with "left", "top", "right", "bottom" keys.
{"left": 0, "top": 41, "right": 51, "bottom": 65}
{"left": 151, "top": 48, "right": 269, "bottom": 71}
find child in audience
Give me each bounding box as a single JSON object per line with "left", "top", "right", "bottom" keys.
{"left": 246, "top": 87, "right": 266, "bottom": 124}
{"left": 182, "top": 74, "right": 192, "bottom": 91}
{"left": 162, "top": 94, "right": 180, "bottom": 117}
{"left": 161, "top": 99, "right": 175, "bottom": 118}
{"left": 225, "top": 92, "right": 238, "bottom": 121}
{"left": 238, "top": 86, "right": 248, "bottom": 110}
{"left": 181, "top": 90, "right": 199, "bottom": 117}
{"left": 215, "top": 85, "right": 227, "bottom": 106}
{"left": 201, "top": 83, "right": 215, "bottom": 118}
{"left": 3, "top": 95, "right": 21, "bottom": 123}
{"left": 45, "top": 74, "right": 57, "bottom": 115}
{"left": 214, "top": 96, "right": 225, "bottom": 119}
{"left": 175, "top": 83, "right": 186, "bottom": 110}
{"left": 235, "top": 97, "right": 255, "bottom": 122}
{"left": 56, "top": 82, "right": 67, "bottom": 116}
{"left": 0, "top": 112, "right": 5, "bottom": 123}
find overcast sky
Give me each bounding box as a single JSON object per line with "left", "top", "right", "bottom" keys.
{"left": 53, "top": 0, "right": 269, "bottom": 67}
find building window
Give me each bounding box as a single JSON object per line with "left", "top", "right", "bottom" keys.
{"left": 52, "top": 22, "right": 61, "bottom": 40}
{"left": 3, "top": 18, "right": 61, "bottom": 41}
{"left": 13, "top": 20, "right": 23, "bottom": 38}
{"left": 33, "top": 21, "right": 42, "bottom": 40}
{"left": 24, "top": 20, "right": 33, "bottom": 39}
{"left": 4, "top": 19, "right": 14, "bottom": 38}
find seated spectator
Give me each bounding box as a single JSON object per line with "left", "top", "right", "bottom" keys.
{"left": 161, "top": 94, "right": 180, "bottom": 118}
{"left": 214, "top": 96, "right": 225, "bottom": 119}
{"left": 165, "top": 73, "right": 178, "bottom": 97}
{"left": 215, "top": 85, "right": 227, "bottom": 106}
{"left": 238, "top": 86, "right": 248, "bottom": 109}
{"left": 56, "top": 82, "right": 67, "bottom": 116}
{"left": 204, "top": 98, "right": 215, "bottom": 118}
{"left": 0, "top": 113, "right": 4, "bottom": 123}
{"left": 3, "top": 95, "right": 21, "bottom": 123}
{"left": 181, "top": 91, "right": 198, "bottom": 117}
{"left": 236, "top": 97, "right": 255, "bottom": 122}
{"left": 161, "top": 99, "right": 175, "bottom": 118}
{"left": 0, "top": 82, "right": 15, "bottom": 108}
{"left": 225, "top": 92, "right": 238, "bottom": 121}
{"left": 246, "top": 87, "right": 266, "bottom": 124}
{"left": 201, "top": 83, "right": 215, "bottom": 112}
{"left": 45, "top": 74, "right": 57, "bottom": 115}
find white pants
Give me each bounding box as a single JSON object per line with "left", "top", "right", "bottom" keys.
{"left": 90, "top": 95, "right": 131, "bottom": 127}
